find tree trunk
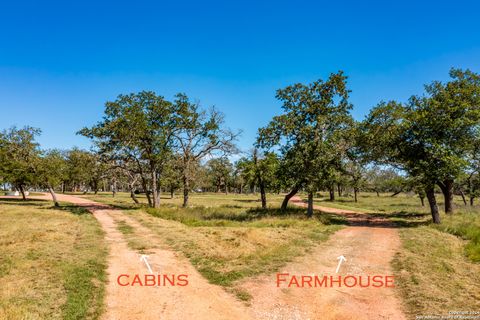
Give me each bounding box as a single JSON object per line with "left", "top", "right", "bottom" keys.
{"left": 281, "top": 186, "right": 299, "bottom": 210}
{"left": 337, "top": 184, "right": 342, "bottom": 197}
{"left": 419, "top": 195, "right": 425, "bottom": 207}
{"left": 426, "top": 186, "right": 441, "bottom": 224}
{"left": 354, "top": 187, "right": 358, "bottom": 202}
{"left": 183, "top": 174, "right": 190, "bottom": 207}
{"left": 260, "top": 182, "right": 267, "bottom": 209}
{"left": 470, "top": 197, "right": 474, "bottom": 206}
{"left": 391, "top": 191, "right": 401, "bottom": 197}
{"left": 141, "top": 176, "right": 152, "bottom": 207}
{"left": 130, "top": 189, "right": 139, "bottom": 204}
{"left": 460, "top": 190, "right": 467, "bottom": 206}
{"left": 151, "top": 170, "right": 160, "bottom": 208}
{"left": 376, "top": 190, "right": 380, "bottom": 197}
{"left": 170, "top": 187, "right": 175, "bottom": 199}
{"left": 307, "top": 192, "right": 314, "bottom": 218}
{"left": 48, "top": 186, "right": 59, "bottom": 207}
{"left": 128, "top": 182, "right": 139, "bottom": 204}
{"left": 18, "top": 185, "right": 26, "bottom": 201}
{"left": 329, "top": 187, "right": 335, "bottom": 201}
{"left": 438, "top": 179, "right": 454, "bottom": 214}
{"left": 112, "top": 179, "right": 117, "bottom": 198}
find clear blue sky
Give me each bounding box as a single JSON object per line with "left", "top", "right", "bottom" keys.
{"left": 1, "top": 0, "right": 479, "bottom": 152}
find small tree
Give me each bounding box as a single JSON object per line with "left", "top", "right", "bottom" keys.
{"left": 254, "top": 150, "right": 279, "bottom": 208}
{"left": 237, "top": 149, "right": 279, "bottom": 208}
{"left": 207, "top": 157, "right": 233, "bottom": 194}
{"left": 37, "top": 150, "right": 67, "bottom": 206}
{"left": 161, "top": 155, "right": 183, "bottom": 199}
{"left": 342, "top": 122, "right": 367, "bottom": 202}
{"left": 173, "top": 94, "right": 239, "bottom": 207}
{"left": 0, "top": 126, "right": 41, "bottom": 200}
{"left": 65, "top": 149, "right": 96, "bottom": 192}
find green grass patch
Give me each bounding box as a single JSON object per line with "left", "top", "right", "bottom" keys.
{"left": 228, "top": 288, "right": 253, "bottom": 302}
{"left": 117, "top": 220, "right": 134, "bottom": 235}
{"left": 433, "top": 213, "right": 480, "bottom": 262}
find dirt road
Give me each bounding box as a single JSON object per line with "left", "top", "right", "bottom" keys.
{"left": 239, "top": 196, "right": 406, "bottom": 320}
{"left": 24, "top": 193, "right": 251, "bottom": 320}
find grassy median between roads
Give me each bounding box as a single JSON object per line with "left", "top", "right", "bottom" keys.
{"left": 0, "top": 199, "right": 107, "bottom": 320}
{"left": 82, "top": 192, "right": 344, "bottom": 301}
{"left": 138, "top": 205, "right": 342, "bottom": 300}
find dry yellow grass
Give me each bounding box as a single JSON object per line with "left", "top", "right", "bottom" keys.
{"left": 121, "top": 207, "right": 341, "bottom": 299}
{"left": 0, "top": 199, "right": 107, "bottom": 319}
{"left": 393, "top": 227, "right": 480, "bottom": 318}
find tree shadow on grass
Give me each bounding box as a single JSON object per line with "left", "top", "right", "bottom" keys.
{"left": 0, "top": 198, "right": 49, "bottom": 206}
{"left": 388, "top": 203, "right": 421, "bottom": 208}
{"left": 199, "top": 206, "right": 349, "bottom": 226}
{"left": 370, "top": 210, "right": 429, "bottom": 219}
{"left": 148, "top": 203, "right": 432, "bottom": 228}
{"left": 50, "top": 204, "right": 92, "bottom": 216}
{"left": 298, "top": 197, "right": 431, "bottom": 228}
{"left": 336, "top": 210, "right": 431, "bottom": 228}
{"left": 43, "top": 202, "right": 111, "bottom": 216}
{"left": 101, "top": 203, "right": 143, "bottom": 211}
{"left": 222, "top": 205, "right": 245, "bottom": 209}
{"left": 199, "top": 207, "right": 303, "bottom": 222}
{"left": 330, "top": 199, "right": 355, "bottom": 204}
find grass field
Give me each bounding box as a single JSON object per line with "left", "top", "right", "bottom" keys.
{"left": 7, "top": 190, "right": 479, "bottom": 316}
{"left": 0, "top": 199, "right": 107, "bottom": 320}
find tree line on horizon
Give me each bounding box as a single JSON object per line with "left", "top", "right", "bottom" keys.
{"left": 1, "top": 68, "right": 480, "bottom": 224}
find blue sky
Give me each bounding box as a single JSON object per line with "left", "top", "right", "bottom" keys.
{"left": 1, "top": 0, "right": 479, "bottom": 152}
